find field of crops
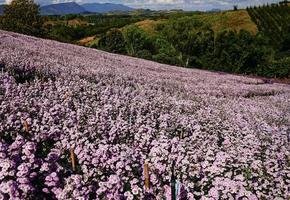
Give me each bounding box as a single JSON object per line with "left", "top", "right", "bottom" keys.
{"left": 0, "top": 30, "right": 289, "bottom": 199}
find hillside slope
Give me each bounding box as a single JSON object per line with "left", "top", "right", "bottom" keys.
{"left": 192, "top": 10, "right": 258, "bottom": 34}
{"left": 247, "top": 4, "right": 290, "bottom": 45}
{"left": 132, "top": 10, "right": 257, "bottom": 36}
{"left": 0, "top": 30, "right": 289, "bottom": 199}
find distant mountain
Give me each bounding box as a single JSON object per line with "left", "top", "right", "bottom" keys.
{"left": 40, "top": 2, "right": 87, "bottom": 15}
{"left": 207, "top": 8, "right": 222, "bottom": 12}
{"left": 0, "top": 5, "right": 4, "bottom": 15}
{"left": 81, "top": 3, "right": 134, "bottom": 13}
{"left": 0, "top": 2, "right": 134, "bottom": 16}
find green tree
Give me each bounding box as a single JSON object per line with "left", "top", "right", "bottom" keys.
{"left": 0, "top": 0, "right": 43, "bottom": 36}
{"left": 158, "top": 16, "right": 209, "bottom": 67}
{"left": 123, "top": 25, "right": 154, "bottom": 58}
{"left": 152, "top": 36, "right": 181, "bottom": 65}
{"left": 213, "top": 30, "right": 273, "bottom": 73}
{"left": 98, "top": 29, "right": 126, "bottom": 54}
{"left": 281, "top": 26, "right": 290, "bottom": 52}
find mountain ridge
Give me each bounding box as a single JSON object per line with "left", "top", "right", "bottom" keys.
{"left": 40, "top": 2, "right": 87, "bottom": 15}
{"left": 0, "top": 2, "right": 134, "bottom": 16}
{"left": 40, "top": 2, "right": 134, "bottom": 15}
{"left": 81, "top": 2, "right": 134, "bottom": 13}
{"left": 0, "top": 4, "right": 4, "bottom": 15}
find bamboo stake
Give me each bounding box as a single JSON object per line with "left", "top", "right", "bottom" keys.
{"left": 70, "top": 147, "right": 76, "bottom": 172}
{"left": 179, "top": 132, "right": 184, "bottom": 139}
{"left": 171, "top": 162, "right": 176, "bottom": 200}
{"left": 24, "top": 120, "right": 29, "bottom": 133}
{"left": 144, "top": 160, "right": 150, "bottom": 192}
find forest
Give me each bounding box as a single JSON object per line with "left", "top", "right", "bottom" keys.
{"left": 93, "top": 5, "right": 290, "bottom": 79}
{"left": 0, "top": 1, "right": 289, "bottom": 79}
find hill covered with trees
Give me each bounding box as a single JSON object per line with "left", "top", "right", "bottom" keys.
{"left": 0, "top": 0, "right": 289, "bottom": 79}
{"left": 247, "top": 3, "right": 290, "bottom": 55}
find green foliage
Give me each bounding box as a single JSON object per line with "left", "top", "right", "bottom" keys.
{"left": 135, "top": 49, "right": 153, "bottom": 60}
{"left": 99, "top": 15, "right": 285, "bottom": 78}
{"left": 0, "top": 0, "right": 43, "bottom": 36}
{"left": 152, "top": 36, "right": 180, "bottom": 65}
{"left": 46, "top": 24, "right": 87, "bottom": 43}
{"left": 123, "top": 25, "right": 155, "bottom": 58}
{"left": 157, "top": 16, "right": 212, "bottom": 67}
{"left": 281, "top": 26, "right": 290, "bottom": 52}
{"left": 257, "top": 57, "right": 290, "bottom": 78}
{"left": 247, "top": 4, "right": 290, "bottom": 47}
{"left": 155, "top": 15, "right": 274, "bottom": 75}
{"left": 98, "top": 29, "right": 126, "bottom": 54}
{"left": 246, "top": 3, "right": 290, "bottom": 78}
{"left": 43, "top": 15, "right": 147, "bottom": 44}
{"left": 212, "top": 30, "right": 273, "bottom": 73}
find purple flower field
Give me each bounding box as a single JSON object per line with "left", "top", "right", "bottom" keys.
{"left": 0, "top": 30, "right": 289, "bottom": 199}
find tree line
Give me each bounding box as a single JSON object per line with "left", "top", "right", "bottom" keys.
{"left": 247, "top": 3, "right": 290, "bottom": 48}
{"left": 96, "top": 15, "right": 289, "bottom": 78}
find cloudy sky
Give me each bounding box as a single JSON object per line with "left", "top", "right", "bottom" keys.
{"left": 1, "top": 0, "right": 281, "bottom": 10}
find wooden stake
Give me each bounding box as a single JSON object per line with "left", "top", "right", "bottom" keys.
{"left": 24, "top": 120, "right": 29, "bottom": 133}
{"left": 64, "top": 92, "right": 69, "bottom": 100}
{"left": 70, "top": 147, "right": 76, "bottom": 172}
{"left": 144, "top": 160, "right": 150, "bottom": 192}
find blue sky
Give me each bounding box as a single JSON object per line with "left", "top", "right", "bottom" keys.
{"left": 1, "top": 0, "right": 282, "bottom": 10}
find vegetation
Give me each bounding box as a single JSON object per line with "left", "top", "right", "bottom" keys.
{"left": 0, "top": 0, "right": 43, "bottom": 36}
{"left": 97, "top": 29, "right": 126, "bottom": 54}
{"left": 247, "top": 3, "right": 290, "bottom": 47}
{"left": 96, "top": 16, "right": 278, "bottom": 77}
{"left": 189, "top": 10, "right": 258, "bottom": 34}
{"left": 123, "top": 25, "right": 155, "bottom": 59}
{"left": 0, "top": 1, "right": 289, "bottom": 79}
{"left": 247, "top": 3, "right": 290, "bottom": 77}
{"left": 42, "top": 14, "right": 163, "bottom": 43}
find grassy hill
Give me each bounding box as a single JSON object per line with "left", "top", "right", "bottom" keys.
{"left": 134, "top": 10, "right": 258, "bottom": 35}
{"left": 192, "top": 10, "right": 258, "bottom": 34}
{"left": 135, "top": 19, "right": 166, "bottom": 35}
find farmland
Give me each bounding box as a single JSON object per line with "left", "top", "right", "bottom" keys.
{"left": 0, "top": 30, "right": 289, "bottom": 199}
